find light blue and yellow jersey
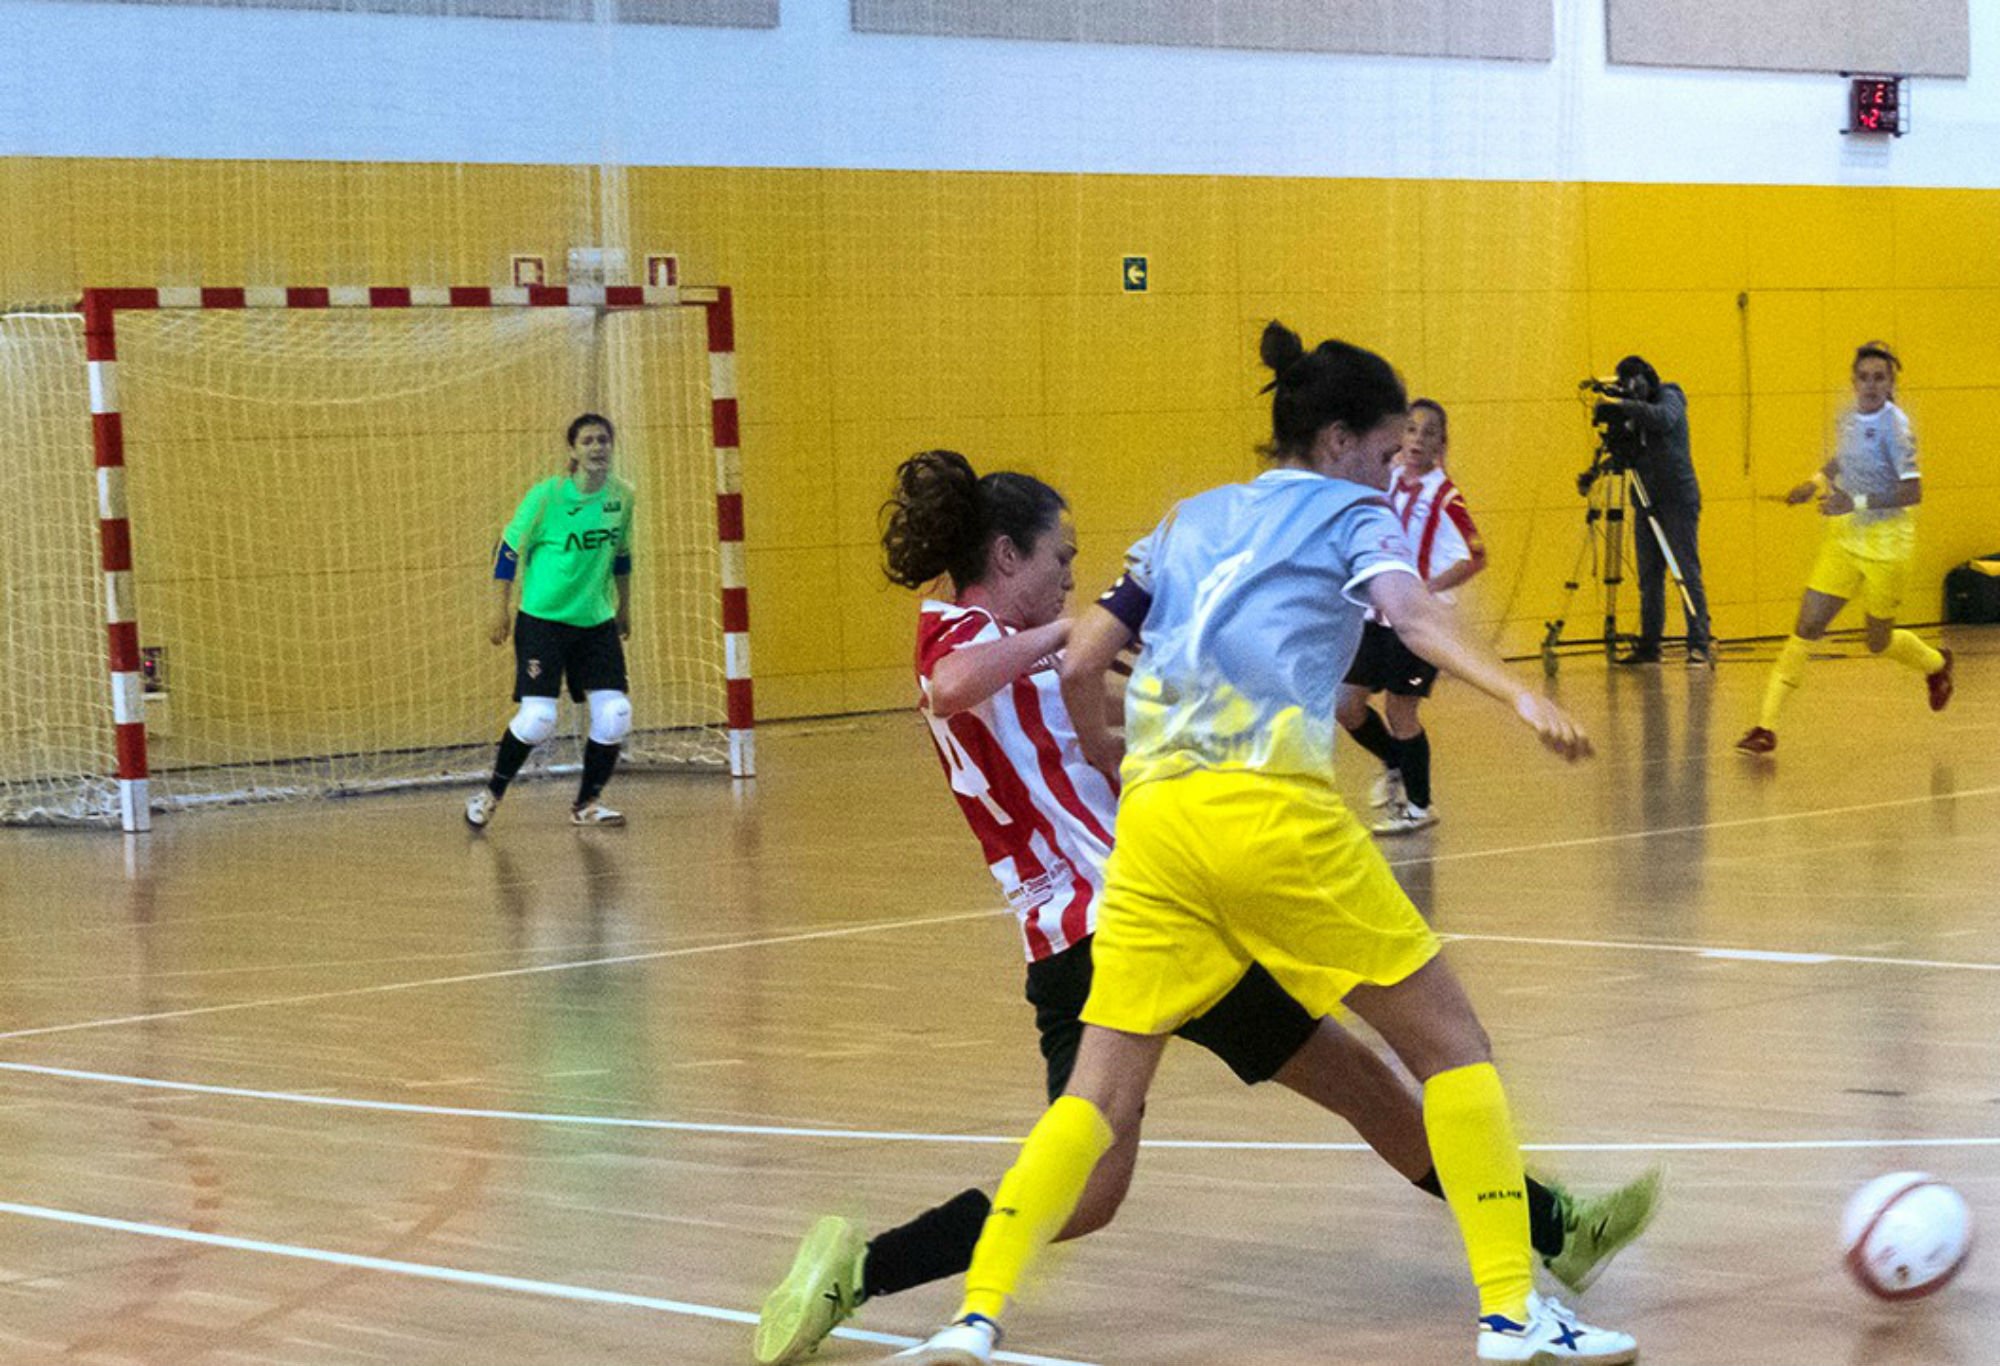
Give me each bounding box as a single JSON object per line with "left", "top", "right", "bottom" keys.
{"left": 1828, "top": 400, "right": 1918, "bottom": 558}
{"left": 1103, "top": 468, "right": 1418, "bottom": 793}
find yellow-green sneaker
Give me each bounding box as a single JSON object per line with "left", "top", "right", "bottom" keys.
{"left": 754, "top": 1215, "right": 868, "bottom": 1365}
{"left": 1542, "top": 1166, "right": 1664, "bottom": 1294}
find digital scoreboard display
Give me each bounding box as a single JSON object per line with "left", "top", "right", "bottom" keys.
{"left": 1848, "top": 77, "right": 1904, "bottom": 136}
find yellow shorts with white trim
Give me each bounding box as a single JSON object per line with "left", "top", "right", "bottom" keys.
{"left": 1806, "top": 514, "right": 1915, "bottom": 620}
{"left": 1080, "top": 767, "right": 1439, "bottom": 1038}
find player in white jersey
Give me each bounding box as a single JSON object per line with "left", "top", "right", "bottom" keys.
{"left": 1336, "top": 398, "right": 1487, "bottom": 834}
{"left": 891, "top": 328, "right": 1641, "bottom": 1366}
{"left": 1738, "top": 342, "right": 1954, "bottom": 754}
{"left": 753, "top": 449, "right": 1657, "bottom": 1365}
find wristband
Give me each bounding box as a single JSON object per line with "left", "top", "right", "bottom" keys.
{"left": 1852, "top": 493, "right": 1871, "bottom": 511}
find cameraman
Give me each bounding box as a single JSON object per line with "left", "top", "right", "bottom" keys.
{"left": 1602, "top": 355, "right": 1712, "bottom": 666}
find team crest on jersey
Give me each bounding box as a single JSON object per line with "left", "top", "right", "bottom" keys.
{"left": 526, "top": 659, "right": 542, "bottom": 679}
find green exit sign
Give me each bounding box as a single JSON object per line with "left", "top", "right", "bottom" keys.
{"left": 1122, "top": 256, "right": 1148, "bottom": 292}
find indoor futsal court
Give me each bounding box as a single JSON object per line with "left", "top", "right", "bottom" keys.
{"left": 1, "top": 644, "right": 1996, "bottom": 1364}
{"left": 6, "top": 2, "right": 2000, "bottom": 1365}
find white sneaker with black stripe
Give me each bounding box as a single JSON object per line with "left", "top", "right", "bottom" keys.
{"left": 464, "top": 789, "right": 499, "bottom": 828}
{"left": 570, "top": 800, "right": 625, "bottom": 827}
{"left": 1371, "top": 801, "right": 1437, "bottom": 835}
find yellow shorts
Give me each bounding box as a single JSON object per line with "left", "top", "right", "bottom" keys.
{"left": 1806, "top": 514, "right": 1915, "bottom": 620}
{"left": 1081, "top": 767, "right": 1439, "bottom": 1037}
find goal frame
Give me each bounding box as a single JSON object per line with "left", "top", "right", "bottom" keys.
{"left": 80, "top": 282, "right": 755, "bottom": 832}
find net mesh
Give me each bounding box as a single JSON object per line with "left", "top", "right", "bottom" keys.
{"left": 0, "top": 303, "right": 727, "bottom": 823}
{"left": 0, "top": 314, "right": 118, "bottom": 822}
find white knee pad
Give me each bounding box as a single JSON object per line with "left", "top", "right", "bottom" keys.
{"left": 509, "top": 696, "right": 561, "bottom": 746}
{"left": 586, "top": 689, "right": 632, "bottom": 745}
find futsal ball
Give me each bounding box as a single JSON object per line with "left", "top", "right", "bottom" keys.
{"left": 1841, "top": 1172, "right": 1973, "bottom": 1301}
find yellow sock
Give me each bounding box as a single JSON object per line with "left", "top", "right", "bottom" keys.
{"left": 1425, "top": 1062, "right": 1532, "bottom": 1322}
{"left": 1759, "top": 635, "right": 1812, "bottom": 729}
{"left": 1883, "top": 629, "right": 1944, "bottom": 676}
{"left": 959, "top": 1095, "right": 1115, "bottom": 1322}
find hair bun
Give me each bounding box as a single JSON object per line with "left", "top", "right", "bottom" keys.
{"left": 1259, "top": 320, "right": 1308, "bottom": 393}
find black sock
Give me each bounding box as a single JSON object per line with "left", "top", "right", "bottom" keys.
{"left": 1414, "top": 1167, "right": 1565, "bottom": 1259}
{"left": 1526, "top": 1175, "right": 1564, "bottom": 1258}
{"left": 1347, "top": 707, "right": 1399, "bottom": 768}
{"left": 862, "top": 1188, "right": 991, "bottom": 1300}
{"left": 1395, "top": 728, "right": 1433, "bottom": 809}
{"left": 576, "top": 740, "right": 620, "bottom": 806}
{"left": 488, "top": 727, "right": 534, "bottom": 798}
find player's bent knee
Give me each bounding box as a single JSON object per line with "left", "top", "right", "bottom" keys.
{"left": 509, "top": 696, "right": 560, "bottom": 745}
{"left": 587, "top": 690, "right": 632, "bottom": 745}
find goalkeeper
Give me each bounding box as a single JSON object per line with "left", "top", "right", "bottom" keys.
{"left": 465, "top": 413, "right": 635, "bottom": 829}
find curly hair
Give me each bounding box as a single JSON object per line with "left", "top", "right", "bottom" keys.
{"left": 880, "top": 450, "right": 1067, "bottom": 592}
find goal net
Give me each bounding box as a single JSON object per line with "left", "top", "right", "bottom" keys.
{"left": 1, "top": 291, "right": 747, "bottom": 827}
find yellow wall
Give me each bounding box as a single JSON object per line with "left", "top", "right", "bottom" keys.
{"left": 4, "top": 158, "right": 1995, "bottom": 734}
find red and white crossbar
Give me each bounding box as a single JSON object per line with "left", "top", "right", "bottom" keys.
{"left": 81, "top": 283, "right": 755, "bottom": 831}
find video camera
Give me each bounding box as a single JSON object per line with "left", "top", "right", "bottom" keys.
{"left": 1575, "top": 376, "right": 1645, "bottom": 495}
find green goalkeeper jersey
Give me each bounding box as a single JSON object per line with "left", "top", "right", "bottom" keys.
{"left": 495, "top": 474, "right": 635, "bottom": 627}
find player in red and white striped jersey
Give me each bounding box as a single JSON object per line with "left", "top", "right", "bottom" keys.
{"left": 1337, "top": 398, "right": 1488, "bottom": 835}
{"left": 752, "top": 448, "right": 1655, "bottom": 1366}
{"left": 916, "top": 596, "right": 1112, "bottom": 962}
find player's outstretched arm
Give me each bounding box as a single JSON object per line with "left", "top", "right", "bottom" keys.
{"left": 1057, "top": 605, "right": 1136, "bottom": 781}
{"left": 1368, "top": 571, "right": 1591, "bottom": 762}
{"left": 928, "top": 618, "right": 1070, "bottom": 717}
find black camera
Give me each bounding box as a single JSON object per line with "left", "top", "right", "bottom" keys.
{"left": 1576, "top": 377, "right": 1643, "bottom": 494}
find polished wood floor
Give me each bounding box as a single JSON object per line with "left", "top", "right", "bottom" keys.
{"left": 2, "top": 631, "right": 1997, "bottom": 1365}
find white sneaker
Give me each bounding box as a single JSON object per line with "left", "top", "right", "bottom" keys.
{"left": 1371, "top": 801, "right": 1437, "bottom": 835}
{"left": 465, "top": 789, "right": 499, "bottom": 828}
{"left": 570, "top": 800, "right": 625, "bottom": 827}
{"left": 1477, "top": 1292, "right": 1637, "bottom": 1364}
{"left": 1369, "top": 768, "right": 1404, "bottom": 809}
{"left": 883, "top": 1315, "right": 999, "bottom": 1364}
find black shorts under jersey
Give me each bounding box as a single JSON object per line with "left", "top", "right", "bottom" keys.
{"left": 1024, "top": 936, "right": 1320, "bottom": 1102}
{"left": 513, "top": 611, "right": 628, "bottom": 702}
{"left": 1342, "top": 618, "right": 1439, "bottom": 698}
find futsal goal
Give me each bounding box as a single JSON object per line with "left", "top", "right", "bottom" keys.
{"left": 0, "top": 284, "right": 753, "bottom": 832}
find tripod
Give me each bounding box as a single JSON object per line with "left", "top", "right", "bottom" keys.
{"left": 1540, "top": 448, "right": 1701, "bottom": 677}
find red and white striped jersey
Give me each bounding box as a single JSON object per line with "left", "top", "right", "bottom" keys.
{"left": 916, "top": 600, "right": 1119, "bottom": 962}
{"left": 1391, "top": 466, "right": 1483, "bottom": 601}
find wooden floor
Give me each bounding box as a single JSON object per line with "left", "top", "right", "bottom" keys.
{"left": 2, "top": 632, "right": 1997, "bottom": 1366}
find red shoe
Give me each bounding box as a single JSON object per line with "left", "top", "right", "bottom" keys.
{"left": 1735, "top": 726, "right": 1777, "bottom": 755}
{"left": 1928, "top": 648, "right": 1955, "bottom": 712}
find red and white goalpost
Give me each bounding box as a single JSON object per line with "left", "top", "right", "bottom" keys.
{"left": 65, "top": 283, "right": 753, "bottom": 833}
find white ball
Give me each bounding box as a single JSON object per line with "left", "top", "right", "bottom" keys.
{"left": 1842, "top": 1172, "right": 1974, "bottom": 1301}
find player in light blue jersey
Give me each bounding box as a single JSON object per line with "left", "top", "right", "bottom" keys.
{"left": 1738, "top": 341, "right": 1954, "bottom": 754}
{"left": 888, "top": 325, "right": 1639, "bottom": 1366}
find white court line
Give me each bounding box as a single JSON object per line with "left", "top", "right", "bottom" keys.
{"left": 0, "top": 1199, "right": 1094, "bottom": 1366}
{"left": 1438, "top": 932, "right": 2000, "bottom": 974}
{"left": 0, "top": 908, "right": 999, "bottom": 1042}
{"left": 1386, "top": 781, "right": 2000, "bottom": 870}
{"left": 6, "top": 1063, "right": 1997, "bottom": 1156}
